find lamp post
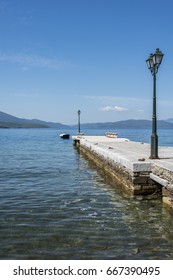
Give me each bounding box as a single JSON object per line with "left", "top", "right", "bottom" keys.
{"left": 146, "top": 48, "right": 164, "bottom": 159}
{"left": 77, "top": 110, "right": 81, "bottom": 134}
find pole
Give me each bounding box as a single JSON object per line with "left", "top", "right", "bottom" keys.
{"left": 150, "top": 69, "right": 159, "bottom": 159}
{"left": 78, "top": 111, "right": 80, "bottom": 134}
{"left": 146, "top": 48, "right": 164, "bottom": 159}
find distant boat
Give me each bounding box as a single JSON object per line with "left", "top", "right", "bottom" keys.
{"left": 59, "top": 133, "right": 70, "bottom": 139}
{"left": 106, "top": 132, "right": 118, "bottom": 138}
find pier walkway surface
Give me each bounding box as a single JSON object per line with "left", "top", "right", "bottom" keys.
{"left": 72, "top": 135, "right": 173, "bottom": 209}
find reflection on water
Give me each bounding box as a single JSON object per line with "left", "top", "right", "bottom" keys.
{"left": 0, "top": 129, "right": 173, "bottom": 260}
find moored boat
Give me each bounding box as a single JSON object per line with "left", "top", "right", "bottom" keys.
{"left": 59, "top": 133, "right": 70, "bottom": 139}
{"left": 106, "top": 132, "right": 118, "bottom": 138}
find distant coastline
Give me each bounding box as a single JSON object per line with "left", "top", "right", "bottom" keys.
{"left": 0, "top": 122, "right": 48, "bottom": 129}
{"left": 1, "top": 111, "right": 173, "bottom": 129}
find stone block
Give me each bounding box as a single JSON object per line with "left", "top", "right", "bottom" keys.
{"left": 162, "top": 197, "right": 173, "bottom": 209}
{"left": 132, "top": 163, "right": 151, "bottom": 172}
{"left": 150, "top": 173, "right": 168, "bottom": 187}
{"left": 132, "top": 176, "right": 148, "bottom": 184}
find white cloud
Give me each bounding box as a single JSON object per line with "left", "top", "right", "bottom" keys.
{"left": 100, "top": 106, "right": 128, "bottom": 112}
{"left": 0, "top": 53, "right": 72, "bottom": 69}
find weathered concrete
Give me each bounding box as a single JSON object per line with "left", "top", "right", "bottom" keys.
{"left": 72, "top": 135, "right": 173, "bottom": 209}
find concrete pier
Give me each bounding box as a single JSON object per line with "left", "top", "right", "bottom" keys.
{"left": 72, "top": 135, "right": 173, "bottom": 209}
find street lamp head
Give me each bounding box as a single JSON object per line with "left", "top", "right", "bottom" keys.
{"left": 77, "top": 110, "right": 81, "bottom": 115}
{"left": 152, "top": 48, "right": 164, "bottom": 66}
{"left": 146, "top": 48, "right": 164, "bottom": 75}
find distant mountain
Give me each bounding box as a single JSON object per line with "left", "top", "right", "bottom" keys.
{"left": 79, "top": 119, "right": 173, "bottom": 129}
{"left": 23, "top": 118, "right": 70, "bottom": 129}
{"left": 166, "top": 118, "right": 173, "bottom": 123}
{"left": 0, "top": 121, "right": 48, "bottom": 128}
{"left": 0, "top": 111, "right": 70, "bottom": 129}
{"left": 1, "top": 111, "right": 173, "bottom": 129}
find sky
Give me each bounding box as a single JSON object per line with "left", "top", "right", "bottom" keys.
{"left": 1, "top": 0, "right": 173, "bottom": 124}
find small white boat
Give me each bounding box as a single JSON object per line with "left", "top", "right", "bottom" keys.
{"left": 59, "top": 133, "right": 70, "bottom": 139}
{"left": 106, "top": 132, "right": 118, "bottom": 138}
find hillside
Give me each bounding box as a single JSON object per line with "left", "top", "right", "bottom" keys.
{"left": 79, "top": 119, "right": 173, "bottom": 129}
{"left": 0, "top": 111, "right": 70, "bottom": 129}
{"left": 0, "top": 121, "right": 48, "bottom": 128}
{"left": 166, "top": 118, "right": 173, "bottom": 123}
{"left": 1, "top": 111, "right": 173, "bottom": 129}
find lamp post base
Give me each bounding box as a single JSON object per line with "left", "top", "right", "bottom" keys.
{"left": 149, "top": 134, "right": 159, "bottom": 159}
{"left": 149, "top": 155, "right": 159, "bottom": 159}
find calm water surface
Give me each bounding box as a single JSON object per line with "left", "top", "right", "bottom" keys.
{"left": 1, "top": 128, "right": 173, "bottom": 260}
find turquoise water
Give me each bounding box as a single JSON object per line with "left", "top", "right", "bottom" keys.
{"left": 0, "top": 128, "right": 173, "bottom": 260}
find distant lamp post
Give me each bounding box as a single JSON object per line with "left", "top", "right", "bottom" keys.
{"left": 77, "top": 110, "right": 81, "bottom": 134}
{"left": 146, "top": 48, "right": 164, "bottom": 159}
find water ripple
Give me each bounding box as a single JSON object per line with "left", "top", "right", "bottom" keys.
{"left": 0, "top": 129, "right": 173, "bottom": 259}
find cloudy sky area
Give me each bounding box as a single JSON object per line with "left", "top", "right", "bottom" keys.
{"left": 1, "top": 0, "right": 173, "bottom": 124}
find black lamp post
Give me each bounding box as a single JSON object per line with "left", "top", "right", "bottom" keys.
{"left": 77, "top": 110, "right": 81, "bottom": 134}
{"left": 146, "top": 48, "right": 164, "bottom": 159}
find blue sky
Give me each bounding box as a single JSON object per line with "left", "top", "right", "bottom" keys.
{"left": 0, "top": 0, "right": 173, "bottom": 124}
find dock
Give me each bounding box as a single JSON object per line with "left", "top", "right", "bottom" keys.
{"left": 72, "top": 135, "right": 173, "bottom": 209}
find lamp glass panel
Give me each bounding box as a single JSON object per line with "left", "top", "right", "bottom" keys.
{"left": 153, "top": 50, "right": 163, "bottom": 65}
{"left": 146, "top": 59, "right": 151, "bottom": 69}
{"left": 149, "top": 57, "right": 154, "bottom": 69}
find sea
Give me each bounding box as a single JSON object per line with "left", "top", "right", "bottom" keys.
{"left": 1, "top": 128, "right": 173, "bottom": 260}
